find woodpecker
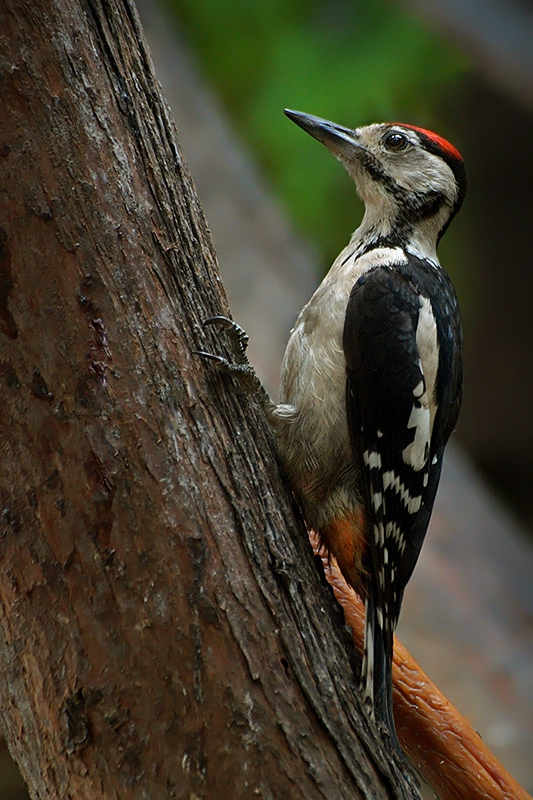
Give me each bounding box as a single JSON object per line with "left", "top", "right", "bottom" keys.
{"left": 198, "top": 109, "right": 465, "bottom": 749}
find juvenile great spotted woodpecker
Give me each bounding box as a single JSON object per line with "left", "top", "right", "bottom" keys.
{"left": 198, "top": 109, "right": 466, "bottom": 749}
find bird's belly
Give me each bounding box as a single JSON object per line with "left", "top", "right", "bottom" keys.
{"left": 271, "top": 244, "right": 408, "bottom": 528}
{"left": 273, "top": 313, "right": 359, "bottom": 530}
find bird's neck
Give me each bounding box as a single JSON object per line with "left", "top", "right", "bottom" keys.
{"left": 350, "top": 203, "right": 445, "bottom": 265}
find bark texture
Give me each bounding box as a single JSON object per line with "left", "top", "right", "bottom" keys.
{"left": 0, "top": 1, "right": 421, "bottom": 798}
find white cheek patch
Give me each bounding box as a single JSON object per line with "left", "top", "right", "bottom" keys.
{"left": 386, "top": 149, "right": 458, "bottom": 201}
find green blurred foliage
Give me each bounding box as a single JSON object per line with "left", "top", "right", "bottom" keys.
{"left": 170, "top": 0, "right": 469, "bottom": 269}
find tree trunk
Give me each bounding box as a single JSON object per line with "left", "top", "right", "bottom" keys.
{"left": 0, "top": 1, "right": 420, "bottom": 797}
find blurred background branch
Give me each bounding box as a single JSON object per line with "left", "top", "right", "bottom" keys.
{"left": 405, "top": 0, "right": 533, "bottom": 109}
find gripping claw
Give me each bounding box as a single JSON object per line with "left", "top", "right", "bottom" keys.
{"left": 196, "top": 316, "right": 271, "bottom": 407}
{"left": 202, "top": 316, "right": 250, "bottom": 362}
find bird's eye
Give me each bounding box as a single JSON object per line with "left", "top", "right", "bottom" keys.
{"left": 383, "top": 132, "right": 408, "bottom": 152}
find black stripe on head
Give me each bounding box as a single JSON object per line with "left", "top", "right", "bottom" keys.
{"left": 357, "top": 150, "right": 401, "bottom": 198}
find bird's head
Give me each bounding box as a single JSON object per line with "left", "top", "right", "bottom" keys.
{"left": 284, "top": 109, "right": 466, "bottom": 251}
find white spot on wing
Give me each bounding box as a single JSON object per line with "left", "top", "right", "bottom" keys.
{"left": 417, "top": 297, "right": 439, "bottom": 420}
{"left": 373, "top": 522, "right": 385, "bottom": 546}
{"left": 384, "top": 522, "right": 406, "bottom": 555}
{"left": 417, "top": 300, "right": 439, "bottom": 395}
{"left": 363, "top": 450, "right": 382, "bottom": 469}
{"left": 413, "top": 379, "right": 425, "bottom": 398}
{"left": 372, "top": 492, "right": 383, "bottom": 511}
{"left": 382, "top": 470, "right": 422, "bottom": 513}
{"left": 385, "top": 521, "right": 401, "bottom": 543}
{"left": 402, "top": 296, "right": 440, "bottom": 471}
{"left": 402, "top": 403, "right": 430, "bottom": 471}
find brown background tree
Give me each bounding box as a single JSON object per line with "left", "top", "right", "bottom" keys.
{"left": 0, "top": 0, "right": 422, "bottom": 797}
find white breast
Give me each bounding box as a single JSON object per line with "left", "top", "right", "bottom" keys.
{"left": 270, "top": 244, "right": 408, "bottom": 528}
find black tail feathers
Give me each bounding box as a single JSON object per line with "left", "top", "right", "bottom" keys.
{"left": 361, "top": 594, "right": 400, "bottom": 752}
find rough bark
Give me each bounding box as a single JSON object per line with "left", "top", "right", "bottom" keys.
{"left": 0, "top": 1, "right": 421, "bottom": 798}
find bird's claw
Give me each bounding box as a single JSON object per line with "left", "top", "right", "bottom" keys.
{"left": 193, "top": 350, "right": 227, "bottom": 366}
{"left": 202, "top": 316, "right": 249, "bottom": 363}
{"left": 196, "top": 316, "right": 271, "bottom": 407}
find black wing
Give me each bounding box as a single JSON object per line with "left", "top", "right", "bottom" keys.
{"left": 343, "top": 261, "right": 462, "bottom": 625}
{"left": 343, "top": 260, "right": 461, "bottom": 735}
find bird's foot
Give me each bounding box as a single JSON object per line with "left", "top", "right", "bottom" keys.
{"left": 195, "top": 316, "right": 271, "bottom": 407}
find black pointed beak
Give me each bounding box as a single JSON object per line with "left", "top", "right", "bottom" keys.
{"left": 284, "top": 109, "right": 362, "bottom": 156}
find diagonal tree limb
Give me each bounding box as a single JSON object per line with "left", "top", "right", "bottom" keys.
{"left": 312, "top": 532, "right": 532, "bottom": 800}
